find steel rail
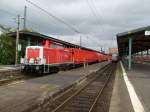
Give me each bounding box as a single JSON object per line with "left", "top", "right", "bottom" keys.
{"left": 51, "top": 63, "right": 114, "bottom": 112}
{"left": 89, "top": 65, "right": 114, "bottom": 112}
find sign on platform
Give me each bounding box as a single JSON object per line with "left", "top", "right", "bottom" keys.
{"left": 145, "top": 31, "right": 150, "bottom": 36}
{"left": 18, "top": 44, "right": 21, "bottom": 51}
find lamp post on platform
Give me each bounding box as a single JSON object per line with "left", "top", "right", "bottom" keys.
{"left": 15, "top": 15, "right": 20, "bottom": 65}
{"left": 15, "top": 15, "right": 24, "bottom": 65}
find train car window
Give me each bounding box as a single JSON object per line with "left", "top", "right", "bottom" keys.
{"left": 57, "top": 45, "right": 64, "bottom": 49}
{"left": 50, "top": 44, "right": 57, "bottom": 48}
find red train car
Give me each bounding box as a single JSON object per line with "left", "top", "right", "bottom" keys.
{"left": 67, "top": 48, "right": 100, "bottom": 65}
{"left": 21, "top": 39, "right": 111, "bottom": 74}
{"left": 22, "top": 40, "right": 73, "bottom": 73}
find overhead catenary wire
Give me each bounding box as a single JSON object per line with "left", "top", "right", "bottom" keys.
{"left": 85, "top": 0, "right": 105, "bottom": 48}
{"left": 0, "top": 8, "right": 82, "bottom": 46}
{"left": 86, "top": 0, "right": 100, "bottom": 23}
{"left": 0, "top": 8, "right": 49, "bottom": 33}
{"left": 86, "top": 0, "right": 107, "bottom": 38}
{"left": 90, "top": 0, "right": 105, "bottom": 21}
{"left": 0, "top": 2, "right": 105, "bottom": 51}
{"left": 86, "top": 0, "right": 114, "bottom": 52}
{"left": 26, "top": 0, "right": 81, "bottom": 34}
{"left": 89, "top": 0, "right": 105, "bottom": 31}
{"left": 90, "top": 0, "right": 117, "bottom": 49}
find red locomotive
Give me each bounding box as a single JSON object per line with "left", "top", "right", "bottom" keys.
{"left": 21, "top": 39, "right": 111, "bottom": 74}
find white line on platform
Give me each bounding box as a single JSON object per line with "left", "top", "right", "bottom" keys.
{"left": 120, "top": 61, "right": 145, "bottom": 112}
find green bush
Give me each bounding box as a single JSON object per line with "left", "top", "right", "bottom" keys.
{"left": 0, "top": 33, "right": 15, "bottom": 64}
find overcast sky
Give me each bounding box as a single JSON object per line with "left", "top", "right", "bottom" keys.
{"left": 0, "top": 0, "right": 150, "bottom": 52}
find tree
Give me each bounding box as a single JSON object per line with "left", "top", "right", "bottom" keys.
{"left": 0, "top": 29, "right": 15, "bottom": 65}
{"left": 0, "top": 24, "right": 34, "bottom": 64}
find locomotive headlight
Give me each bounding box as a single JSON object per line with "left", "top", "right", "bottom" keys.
{"left": 29, "top": 58, "right": 34, "bottom": 64}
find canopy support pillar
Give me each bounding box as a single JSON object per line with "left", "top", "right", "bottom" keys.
{"left": 128, "top": 38, "right": 132, "bottom": 70}
{"left": 147, "top": 49, "right": 149, "bottom": 60}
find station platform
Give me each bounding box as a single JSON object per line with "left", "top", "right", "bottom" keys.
{"left": 109, "top": 62, "right": 150, "bottom": 112}
{"left": 0, "top": 62, "right": 109, "bottom": 112}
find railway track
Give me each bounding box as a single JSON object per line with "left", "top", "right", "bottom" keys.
{"left": 0, "top": 71, "right": 34, "bottom": 86}
{"left": 49, "top": 63, "right": 116, "bottom": 112}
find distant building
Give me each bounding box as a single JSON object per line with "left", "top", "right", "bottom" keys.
{"left": 108, "top": 48, "right": 118, "bottom": 55}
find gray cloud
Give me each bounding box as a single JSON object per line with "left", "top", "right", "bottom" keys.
{"left": 0, "top": 0, "right": 150, "bottom": 52}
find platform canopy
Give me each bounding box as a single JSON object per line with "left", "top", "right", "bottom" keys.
{"left": 117, "top": 26, "right": 150, "bottom": 56}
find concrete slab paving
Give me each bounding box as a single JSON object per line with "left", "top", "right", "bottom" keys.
{"left": 109, "top": 63, "right": 134, "bottom": 112}
{"left": 109, "top": 62, "right": 150, "bottom": 112}
{"left": 125, "top": 63, "right": 150, "bottom": 112}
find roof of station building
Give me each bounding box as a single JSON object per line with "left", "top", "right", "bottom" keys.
{"left": 8, "top": 30, "right": 107, "bottom": 54}
{"left": 117, "top": 26, "right": 150, "bottom": 56}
